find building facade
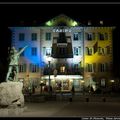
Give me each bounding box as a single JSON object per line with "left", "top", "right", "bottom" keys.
{"left": 9, "top": 14, "right": 115, "bottom": 92}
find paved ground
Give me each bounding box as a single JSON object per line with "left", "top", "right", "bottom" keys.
{"left": 2, "top": 94, "right": 120, "bottom": 117}
{"left": 5, "top": 101, "right": 120, "bottom": 117}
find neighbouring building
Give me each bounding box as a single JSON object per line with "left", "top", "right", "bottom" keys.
{"left": 9, "top": 14, "right": 115, "bottom": 92}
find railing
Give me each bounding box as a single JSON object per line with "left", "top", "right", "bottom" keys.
{"left": 43, "top": 68, "right": 83, "bottom": 75}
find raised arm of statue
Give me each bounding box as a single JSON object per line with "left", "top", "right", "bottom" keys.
{"left": 17, "top": 45, "right": 28, "bottom": 56}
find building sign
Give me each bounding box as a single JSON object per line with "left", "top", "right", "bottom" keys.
{"left": 53, "top": 28, "right": 71, "bottom": 32}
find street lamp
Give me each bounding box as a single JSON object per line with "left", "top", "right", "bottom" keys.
{"left": 47, "top": 56, "right": 52, "bottom": 94}
{"left": 110, "top": 80, "right": 115, "bottom": 92}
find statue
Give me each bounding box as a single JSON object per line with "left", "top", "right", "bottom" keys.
{"left": 6, "top": 46, "right": 28, "bottom": 82}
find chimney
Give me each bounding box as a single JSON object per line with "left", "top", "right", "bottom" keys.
{"left": 100, "top": 20, "right": 103, "bottom": 25}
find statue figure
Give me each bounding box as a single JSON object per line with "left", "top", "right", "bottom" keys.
{"left": 6, "top": 46, "right": 28, "bottom": 82}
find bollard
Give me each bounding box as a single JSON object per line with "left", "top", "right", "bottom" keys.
{"left": 86, "top": 98, "right": 89, "bottom": 102}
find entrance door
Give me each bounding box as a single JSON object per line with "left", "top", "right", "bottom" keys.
{"left": 55, "top": 80, "right": 69, "bottom": 91}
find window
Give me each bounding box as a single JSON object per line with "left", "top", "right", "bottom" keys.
{"left": 86, "top": 63, "right": 96, "bottom": 72}
{"left": 43, "top": 47, "right": 46, "bottom": 55}
{"left": 106, "top": 46, "right": 111, "bottom": 54}
{"left": 19, "top": 48, "right": 24, "bottom": 56}
{"left": 59, "top": 47, "right": 66, "bottom": 55}
{"left": 87, "top": 33, "right": 92, "bottom": 40}
{"left": 63, "top": 80, "right": 69, "bottom": 90}
{"left": 98, "top": 63, "right": 108, "bottom": 72}
{"left": 31, "top": 33, "right": 37, "bottom": 41}
{"left": 86, "top": 47, "right": 92, "bottom": 55}
{"left": 79, "top": 46, "right": 82, "bottom": 55}
{"left": 93, "top": 63, "right": 96, "bottom": 72}
{"left": 78, "top": 32, "right": 82, "bottom": 40}
{"left": 74, "top": 64, "right": 79, "bottom": 72}
{"left": 19, "top": 64, "right": 26, "bottom": 72}
{"left": 98, "top": 47, "right": 105, "bottom": 55}
{"left": 98, "top": 33, "right": 104, "bottom": 40}
{"left": 31, "top": 47, "right": 37, "bottom": 56}
{"left": 60, "top": 66, "right": 65, "bottom": 73}
{"left": 56, "top": 81, "right": 62, "bottom": 90}
{"left": 74, "top": 47, "right": 81, "bottom": 56}
{"left": 86, "top": 33, "right": 95, "bottom": 41}
{"left": 74, "top": 47, "right": 79, "bottom": 56}
{"left": 19, "top": 33, "right": 25, "bottom": 41}
{"left": 73, "top": 33, "right": 78, "bottom": 40}
{"left": 105, "top": 33, "right": 108, "bottom": 40}
{"left": 46, "top": 48, "right": 51, "bottom": 56}
{"left": 29, "top": 63, "right": 39, "bottom": 73}
{"left": 46, "top": 33, "right": 51, "bottom": 40}
{"left": 86, "top": 63, "right": 93, "bottom": 72}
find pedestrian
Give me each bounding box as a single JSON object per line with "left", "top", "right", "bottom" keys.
{"left": 71, "top": 85, "right": 75, "bottom": 96}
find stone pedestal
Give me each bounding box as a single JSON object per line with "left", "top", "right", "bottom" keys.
{"left": 0, "top": 81, "right": 24, "bottom": 108}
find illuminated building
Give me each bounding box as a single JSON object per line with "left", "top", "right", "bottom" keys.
{"left": 9, "top": 14, "right": 115, "bottom": 92}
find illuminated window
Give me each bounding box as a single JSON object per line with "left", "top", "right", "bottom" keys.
{"left": 46, "top": 48, "right": 51, "bottom": 56}
{"left": 60, "top": 66, "right": 65, "bottom": 73}
{"left": 73, "top": 33, "right": 78, "bottom": 40}
{"left": 63, "top": 80, "right": 69, "bottom": 90}
{"left": 74, "top": 46, "right": 82, "bottom": 56}
{"left": 56, "top": 81, "right": 62, "bottom": 90}
{"left": 19, "top": 33, "right": 25, "bottom": 41}
{"left": 31, "top": 33, "right": 37, "bottom": 41}
{"left": 29, "top": 63, "right": 39, "bottom": 73}
{"left": 46, "top": 33, "right": 51, "bottom": 40}
{"left": 19, "top": 48, "right": 24, "bottom": 56}
{"left": 19, "top": 64, "right": 26, "bottom": 72}
{"left": 31, "top": 47, "right": 37, "bottom": 56}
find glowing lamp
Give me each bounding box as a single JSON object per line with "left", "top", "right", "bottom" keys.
{"left": 110, "top": 80, "right": 115, "bottom": 83}
{"left": 46, "top": 21, "right": 52, "bottom": 26}
{"left": 71, "top": 21, "right": 78, "bottom": 26}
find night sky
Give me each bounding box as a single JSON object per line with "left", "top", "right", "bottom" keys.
{"left": 0, "top": 3, "right": 120, "bottom": 80}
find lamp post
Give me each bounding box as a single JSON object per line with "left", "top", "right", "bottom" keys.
{"left": 47, "top": 56, "right": 52, "bottom": 94}
{"left": 110, "top": 80, "right": 115, "bottom": 92}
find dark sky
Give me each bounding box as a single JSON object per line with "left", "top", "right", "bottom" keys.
{"left": 0, "top": 3, "right": 120, "bottom": 77}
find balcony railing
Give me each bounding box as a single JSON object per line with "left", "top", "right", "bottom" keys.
{"left": 43, "top": 68, "right": 83, "bottom": 75}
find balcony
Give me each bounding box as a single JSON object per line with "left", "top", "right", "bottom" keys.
{"left": 43, "top": 67, "right": 83, "bottom": 75}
